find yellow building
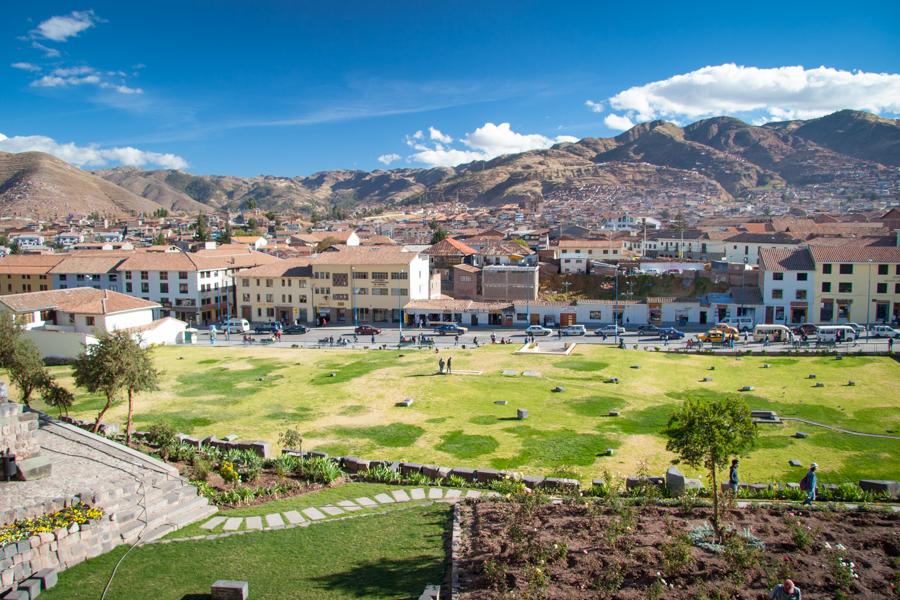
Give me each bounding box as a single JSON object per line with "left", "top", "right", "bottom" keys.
{"left": 810, "top": 246, "right": 900, "bottom": 324}
{"left": 237, "top": 259, "right": 313, "bottom": 323}
{"left": 0, "top": 254, "right": 63, "bottom": 295}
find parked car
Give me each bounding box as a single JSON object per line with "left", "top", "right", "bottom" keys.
{"left": 791, "top": 323, "right": 818, "bottom": 336}
{"left": 636, "top": 324, "right": 660, "bottom": 336}
{"left": 871, "top": 324, "right": 900, "bottom": 338}
{"left": 560, "top": 324, "right": 587, "bottom": 336}
{"left": 219, "top": 318, "right": 250, "bottom": 333}
{"left": 594, "top": 324, "right": 626, "bottom": 336}
{"left": 283, "top": 324, "right": 310, "bottom": 334}
{"left": 697, "top": 329, "right": 737, "bottom": 343}
{"left": 434, "top": 324, "right": 468, "bottom": 335}
{"left": 253, "top": 321, "right": 283, "bottom": 334}
{"left": 355, "top": 325, "right": 382, "bottom": 335}
{"left": 525, "top": 325, "right": 553, "bottom": 336}
{"left": 658, "top": 327, "right": 685, "bottom": 340}
{"left": 845, "top": 322, "right": 867, "bottom": 336}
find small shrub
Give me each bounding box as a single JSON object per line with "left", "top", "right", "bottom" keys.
{"left": 192, "top": 457, "right": 212, "bottom": 481}
{"left": 593, "top": 563, "right": 624, "bottom": 596}
{"left": 278, "top": 427, "right": 303, "bottom": 451}
{"left": 295, "top": 457, "right": 343, "bottom": 484}
{"left": 482, "top": 559, "right": 508, "bottom": 592}
{"left": 364, "top": 464, "right": 402, "bottom": 484}
{"left": 831, "top": 553, "right": 858, "bottom": 591}
{"left": 785, "top": 517, "right": 814, "bottom": 551}
{"left": 445, "top": 474, "right": 468, "bottom": 489}
{"left": 722, "top": 531, "right": 763, "bottom": 584}
{"left": 660, "top": 533, "right": 695, "bottom": 575}
{"left": 523, "top": 564, "right": 549, "bottom": 594}
{"left": 146, "top": 422, "right": 178, "bottom": 448}
{"left": 490, "top": 478, "right": 527, "bottom": 497}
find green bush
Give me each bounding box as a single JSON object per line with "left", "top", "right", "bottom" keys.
{"left": 295, "top": 457, "right": 343, "bottom": 484}
{"left": 364, "top": 464, "right": 402, "bottom": 484}
{"left": 192, "top": 457, "right": 212, "bottom": 481}
{"left": 146, "top": 423, "right": 178, "bottom": 448}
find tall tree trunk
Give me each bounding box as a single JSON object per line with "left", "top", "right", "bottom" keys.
{"left": 711, "top": 466, "right": 720, "bottom": 541}
{"left": 126, "top": 387, "right": 134, "bottom": 446}
{"left": 93, "top": 396, "right": 112, "bottom": 433}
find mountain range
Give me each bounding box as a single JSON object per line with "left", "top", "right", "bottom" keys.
{"left": 1, "top": 110, "right": 898, "bottom": 220}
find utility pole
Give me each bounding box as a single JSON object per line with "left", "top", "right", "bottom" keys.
{"left": 865, "top": 258, "right": 872, "bottom": 340}
{"left": 614, "top": 267, "right": 619, "bottom": 346}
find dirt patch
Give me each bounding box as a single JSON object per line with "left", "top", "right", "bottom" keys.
{"left": 456, "top": 500, "right": 899, "bottom": 598}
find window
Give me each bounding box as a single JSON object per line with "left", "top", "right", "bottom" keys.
{"left": 160, "top": 271, "right": 168, "bottom": 280}
{"left": 68, "top": 313, "right": 75, "bottom": 324}
{"left": 796, "top": 273, "right": 807, "bottom": 281}
{"left": 76, "top": 274, "right": 85, "bottom": 281}
{"left": 160, "top": 283, "right": 169, "bottom": 294}
{"left": 372, "top": 288, "right": 388, "bottom": 296}
{"left": 126, "top": 282, "right": 133, "bottom": 293}
{"left": 771, "top": 289, "right": 783, "bottom": 299}
{"left": 589, "top": 310, "right": 602, "bottom": 320}
{"left": 372, "top": 272, "right": 388, "bottom": 280}
{"left": 895, "top": 283, "right": 900, "bottom": 294}
{"left": 179, "top": 283, "right": 188, "bottom": 294}
{"left": 265, "top": 294, "right": 273, "bottom": 303}
{"left": 242, "top": 293, "right": 250, "bottom": 302}
{"left": 125, "top": 271, "right": 132, "bottom": 280}
{"left": 332, "top": 273, "right": 349, "bottom": 287}
{"left": 822, "top": 264, "right": 832, "bottom": 274}
{"left": 838, "top": 282, "right": 852, "bottom": 293}
{"left": 242, "top": 278, "right": 250, "bottom": 287}
{"left": 314, "top": 287, "right": 331, "bottom": 295}
{"left": 516, "top": 313, "right": 527, "bottom": 321}
{"left": 179, "top": 271, "right": 188, "bottom": 279}
{"left": 839, "top": 264, "right": 853, "bottom": 275}
{"left": 773, "top": 272, "right": 784, "bottom": 281}
{"left": 266, "top": 308, "right": 275, "bottom": 317}
{"left": 390, "top": 288, "right": 404, "bottom": 296}
{"left": 141, "top": 271, "right": 149, "bottom": 280}
{"left": 315, "top": 271, "right": 330, "bottom": 280}
{"left": 878, "top": 264, "right": 888, "bottom": 275}
{"left": 390, "top": 272, "right": 408, "bottom": 280}
{"left": 265, "top": 279, "right": 273, "bottom": 288}
{"left": 86, "top": 316, "right": 95, "bottom": 326}
{"left": 352, "top": 271, "right": 368, "bottom": 280}
{"left": 353, "top": 287, "right": 368, "bottom": 295}
{"left": 109, "top": 273, "right": 117, "bottom": 282}
{"left": 299, "top": 295, "right": 307, "bottom": 303}
{"left": 333, "top": 293, "right": 349, "bottom": 301}
{"left": 59, "top": 274, "right": 67, "bottom": 281}
{"left": 141, "top": 282, "right": 150, "bottom": 293}
{"left": 876, "top": 283, "right": 887, "bottom": 294}
{"left": 795, "top": 290, "right": 807, "bottom": 300}
{"left": 821, "top": 282, "right": 831, "bottom": 293}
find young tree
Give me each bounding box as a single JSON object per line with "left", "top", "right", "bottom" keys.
{"left": 429, "top": 227, "right": 448, "bottom": 244}
{"left": 220, "top": 220, "right": 233, "bottom": 244}
{"left": 152, "top": 233, "right": 167, "bottom": 246}
{"left": 42, "top": 382, "right": 74, "bottom": 417}
{"left": 195, "top": 212, "right": 210, "bottom": 242}
{"left": 665, "top": 395, "right": 757, "bottom": 539}
{"left": 73, "top": 332, "right": 145, "bottom": 434}
{"left": 121, "top": 338, "right": 160, "bottom": 445}
{"left": 0, "top": 312, "right": 23, "bottom": 367}
{"left": 8, "top": 339, "right": 51, "bottom": 405}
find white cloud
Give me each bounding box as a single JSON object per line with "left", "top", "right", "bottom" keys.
{"left": 585, "top": 100, "right": 604, "bottom": 113}
{"left": 406, "top": 122, "right": 581, "bottom": 167}
{"left": 377, "top": 153, "right": 401, "bottom": 165}
{"left": 597, "top": 64, "right": 900, "bottom": 127}
{"left": 428, "top": 126, "right": 453, "bottom": 144}
{"left": 32, "top": 10, "right": 100, "bottom": 42}
{"left": 0, "top": 133, "right": 188, "bottom": 170}
{"left": 30, "top": 42, "right": 61, "bottom": 58}
{"left": 28, "top": 65, "right": 143, "bottom": 95}
{"left": 11, "top": 62, "right": 41, "bottom": 72}
{"left": 603, "top": 113, "right": 636, "bottom": 131}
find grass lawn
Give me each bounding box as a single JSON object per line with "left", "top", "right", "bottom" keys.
{"left": 168, "top": 482, "right": 425, "bottom": 539}
{"left": 11, "top": 344, "right": 900, "bottom": 484}
{"left": 42, "top": 503, "right": 450, "bottom": 600}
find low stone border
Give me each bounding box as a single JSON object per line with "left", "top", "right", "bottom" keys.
{"left": 449, "top": 502, "right": 461, "bottom": 600}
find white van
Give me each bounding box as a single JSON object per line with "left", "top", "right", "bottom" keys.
{"left": 816, "top": 325, "right": 857, "bottom": 343}
{"left": 752, "top": 324, "right": 794, "bottom": 343}
{"left": 221, "top": 318, "right": 250, "bottom": 333}
{"left": 723, "top": 316, "right": 755, "bottom": 332}
{"left": 560, "top": 324, "right": 587, "bottom": 336}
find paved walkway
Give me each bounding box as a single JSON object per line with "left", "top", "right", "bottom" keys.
{"left": 780, "top": 417, "right": 900, "bottom": 440}
{"left": 160, "top": 487, "right": 491, "bottom": 543}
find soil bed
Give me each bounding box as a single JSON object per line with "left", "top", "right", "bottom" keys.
{"left": 457, "top": 499, "right": 899, "bottom": 598}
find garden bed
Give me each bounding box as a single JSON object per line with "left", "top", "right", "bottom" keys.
{"left": 456, "top": 498, "right": 899, "bottom": 598}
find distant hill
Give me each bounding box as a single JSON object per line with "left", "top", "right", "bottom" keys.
{"left": 1, "top": 110, "right": 897, "bottom": 218}
{"left": 0, "top": 151, "right": 162, "bottom": 219}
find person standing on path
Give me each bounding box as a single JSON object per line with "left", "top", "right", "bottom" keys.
{"left": 801, "top": 463, "right": 818, "bottom": 505}
{"left": 729, "top": 459, "right": 740, "bottom": 496}
{"left": 454, "top": 334, "right": 459, "bottom": 346}
{"left": 446, "top": 356, "right": 452, "bottom": 374}
{"left": 438, "top": 357, "right": 445, "bottom": 374}
{"left": 769, "top": 579, "right": 801, "bottom": 600}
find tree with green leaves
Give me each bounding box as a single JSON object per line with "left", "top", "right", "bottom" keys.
{"left": 42, "top": 382, "right": 74, "bottom": 417}
{"left": 429, "top": 228, "right": 448, "bottom": 244}
{"left": 152, "top": 233, "right": 167, "bottom": 246}
{"left": 73, "top": 331, "right": 158, "bottom": 437}
{"left": 315, "top": 236, "right": 340, "bottom": 253}
{"left": 0, "top": 312, "right": 23, "bottom": 367}
{"left": 665, "top": 395, "right": 757, "bottom": 540}
{"left": 195, "top": 212, "right": 210, "bottom": 242}
{"left": 220, "top": 220, "right": 233, "bottom": 244}
{"left": 7, "top": 339, "right": 51, "bottom": 405}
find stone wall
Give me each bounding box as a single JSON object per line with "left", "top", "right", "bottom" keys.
{"left": 0, "top": 384, "right": 51, "bottom": 480}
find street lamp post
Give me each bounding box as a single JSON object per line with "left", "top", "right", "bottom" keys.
{"left": 398, "top": 269, "right": 405, "bottom": 341}
{"left": 351, "top": 266, "right": 357, "bottom": 327}
{"left": 866, "top": 258, "right": 872, "bottom": 340}
{"left": 614, "top": 267, "right": 619, "bottom": 346}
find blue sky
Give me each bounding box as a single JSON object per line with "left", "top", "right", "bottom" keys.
{"left": 2, "top": 1, "right": 899, "bottom": 177}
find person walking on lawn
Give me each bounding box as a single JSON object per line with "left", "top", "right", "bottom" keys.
{"left": 729, "top": 458, "right": 740, "bottom": 496}
{"left": 438, "top": 357, "right": 445, "bottom": 374}
{"left": 801, "top": 463, "right": 817, "bottom": 505}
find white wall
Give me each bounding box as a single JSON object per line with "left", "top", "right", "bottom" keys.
{"left": 26, "top": 330, "right": 97, "bottom": 359}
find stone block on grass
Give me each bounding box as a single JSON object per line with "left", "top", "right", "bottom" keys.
{"left": 341, "top": 457, "right": 370, "bottom": 473}
{"left": 494, "top": 400, "right": 508, "bottom": 405}
{"left": 516, "top": 409, "right": 528, "bottom": 420}
{"left": 521, "top": 475, "right": 544, "bottom": 489}
{"left": 211, "top": 579, "right": 248, "bottom": 600}
{"left": 399, "top": 462, "right": 423, "bottom": 476}
{"left": 32, "top": 568, "right": 57, "bottom": 591}
{"left": 794, "top": 432, "right": 809, "bottom": 439}
{"left": 858, "top": 480, "right": 900, "bottom": 498}
{"left": 474, "top": 468, "right": 503, "bottom": 483}
{"left": 789, "top": 459, "right": 803, "bottom": 467}
{"left": 538, "top": 478, "right": 580, "bottom": 493}
{"left": 396, "top": 398, "right": 414, "bottom": 407}
{"left": 450, "top": 468, "right": 476, "bottom": 483}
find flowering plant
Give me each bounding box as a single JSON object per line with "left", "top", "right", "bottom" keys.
{"left": 0, "top": 502, "right": 103, "bottom": 548}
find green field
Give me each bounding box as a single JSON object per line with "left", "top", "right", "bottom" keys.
{"left": 13, "top": 344, "right": 900, "bottom": 484}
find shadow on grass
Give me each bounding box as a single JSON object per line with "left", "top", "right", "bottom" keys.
{"left": 180, "top": 595, "right": 210, "bottom": 600}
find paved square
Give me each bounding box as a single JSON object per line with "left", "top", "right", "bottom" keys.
{"left": 337, "top": 500, "right": 362, "bottom": 511}
{"left": 321, "top": 505, "right": 344, "bottom": 516}
{"left": 355, "top": 497, "right": 377, "bottom": 507}
{"left": 410, "top": 488, "right": 426, "bottom": 500}
{"left": 428, "top": 488, "right": 443, "bottom": 499}
{"left": 445, "top": 489, "right": 462, "bottom": 498}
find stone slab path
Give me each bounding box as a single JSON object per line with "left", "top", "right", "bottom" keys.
{"left": 185, "top": 487, "right": 481, "bottom": 540}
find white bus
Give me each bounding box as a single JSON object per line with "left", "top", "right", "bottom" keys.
{"left": 816, "top": 325, "right": 857, "bottom": 343}
{"left": 752, "top": 324, "right": 794, "bottom": 343}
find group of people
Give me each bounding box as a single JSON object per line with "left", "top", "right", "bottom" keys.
{"left": 437, "top": 356, "right": 452, "bottom": 374}
{"left": 729, "top": 459, "right": 818, "bottom": 506}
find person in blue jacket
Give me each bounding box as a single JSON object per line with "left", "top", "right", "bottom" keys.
{"left": 728, "top": 458, "right": 740, "bottom": 496}
{"left": 801, "top": 463, "right": 817, "bottom": 505}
